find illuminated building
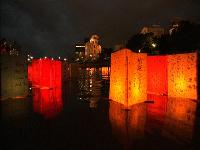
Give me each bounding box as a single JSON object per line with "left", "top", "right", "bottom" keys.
{"left": 141, "top": 24, "right": 165, "bottom": 37}
{"left": 0, "top": 39, "right": 20, "bottom": 55}
{"left": 85, "top": 34, "right": 102, "bottom": 60}
{"left": 74, "top": 44, "right": 85, "bottom": 62}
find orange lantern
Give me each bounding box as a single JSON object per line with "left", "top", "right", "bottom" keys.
{"left": 168, "top": 52, "right": 197, "bottom": 99}
{"left": 109, "top": 49, "right": 147, "bottom": 107}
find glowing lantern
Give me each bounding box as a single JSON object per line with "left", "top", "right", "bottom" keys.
{"left": 30, "top": 59, "right": 61, "bottom": 89}
{"left": 109, "top": 49, "right": 147, "bottom": 107}
{"left": 40, "top": 58, "right": 51, "bottom": 88}
{"left": 31, "top": 59, "right": 41, "bottom": 87}
{"left": 147, "top": 56, "right": 168, "bottom": 95}
{"left": 168, "top": 52, "right": 197, "bottom": 99}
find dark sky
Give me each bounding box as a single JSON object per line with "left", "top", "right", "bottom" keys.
{"left": 1, "top": 0, "right": 200, "bottom": 57}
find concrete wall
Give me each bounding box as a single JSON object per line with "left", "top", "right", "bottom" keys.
{"left": 1, "top": 54, "right": 28, "bottom": 100}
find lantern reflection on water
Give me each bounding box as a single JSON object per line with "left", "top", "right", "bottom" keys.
{"left": 109, "top": 101, "right": 146, "bottom": 149}
{"left": 146, "top": 94, "right": 168, "bottom": 132}
{"left": 162, "top": 97, "right": 197, "bottom": 141}
{"left": 32, "top": 88, "right": 62, "bottom": 119}
{"left": 109, "top": 49, "right": 147, "bottom": 107}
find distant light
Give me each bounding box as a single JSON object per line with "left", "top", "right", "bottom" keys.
{"left": 28, "top": 55, "right": 30, "bottom": 56}
{"left": 27, "top": 58, "right": 30, "bottom": 61}
{"left": 29, "top": 87, "right": 32, "bottom": 90}
{"left": 90, "top": 54, "right": 92, "bottom": 57}
{"left": 138, "top": 49, "right": 141, "bottom": 53}
{"left": 51, "top": 58, "right": 54, "bottom": 60}
{"left": 58, "top": 57, "right": 61, "bottom": 59}
{"left": 64, "top": 58, "right": 67, "bottom": 61}
{"left": 76, "top": 45, "right": 85, "bottom": 48}
{"left": 45, "top": 56, "right": 47, "bottom": 59}
{"left": 30, "top": 56, "right": 33, "bottom": 59}
{"left": 152, "top": 43, "right": 156, "bottom": 48}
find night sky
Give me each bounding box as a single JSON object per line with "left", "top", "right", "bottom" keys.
{"left": 1, "top": 0, "right": 200, "bottom": 57}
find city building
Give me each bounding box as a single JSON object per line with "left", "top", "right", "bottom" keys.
{"left": 74, "top": 44, "right": 85, "bottom": 62}
{"left": 85, "top": 34, "right": 102, "bottom": 61}
{"left": 141, "top": 24, "right": 165, "bottom": 37}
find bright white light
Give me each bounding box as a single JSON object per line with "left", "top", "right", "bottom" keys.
{"left": 90, "top": 54, "right": 92, "bottom": 57}
{"left": 58, "top": 57, "right": 61, "bottom": 59}
{"left": 51, "top": 58, "right": 54, "bottom": 60}
{"left": 45, "top": 56, "right": 47, "bottom": 59}
{"left": 152, "top": 43, "right": 156, "bottom": 48}
{"left": 139, "top": 49, "right": 141, "bottom": 53}
{"left": 76, "top": 45, "right": 85, "bottom": 48}
{"left": 64, "top": 58, "right": 67, "bottom": 61}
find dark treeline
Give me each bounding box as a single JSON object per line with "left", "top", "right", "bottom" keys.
{"left": 126, "top": 20, "right": 200, "bottom": 54}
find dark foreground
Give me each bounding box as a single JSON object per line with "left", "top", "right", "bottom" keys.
{"left": 1, "top": 70, "right": 200, "bottom": 150}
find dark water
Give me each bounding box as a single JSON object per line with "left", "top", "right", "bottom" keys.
{"left": 1, "top": 68, "right": 200, "bottom": 150}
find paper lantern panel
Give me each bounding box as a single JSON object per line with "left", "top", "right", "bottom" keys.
{"left": 147, "top": 56, "right": 168, "bottom": 95}
{"left": 168, "top": 53, "right": 197, "bottom": 99}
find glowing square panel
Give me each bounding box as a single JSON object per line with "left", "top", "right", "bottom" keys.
{"left": 168, "top": 52, "right": 197, "bottom": 99}
{"left": 31, "top": 59, "right": 61, "bottom": 89}
{"left": 109, "top": 49, "right": 127, "bottom": 105}
{"left": 109, "top": 49, "right": 147, "bottom": 107}
{"left": 147, "top": 56, "right": 168, "bottom": 95}
{"left": 127, "top": 51, "right": 147, "bottom": 105}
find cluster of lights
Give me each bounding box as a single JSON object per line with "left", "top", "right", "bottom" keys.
{"left": 76, "top": 45, "right": 85, "bottom": 48}
{"left": 31, "top": 56, "right": 67, "bottom": 61}
{"left": 27, "top": 54, "right": 34, "bottom": 62}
